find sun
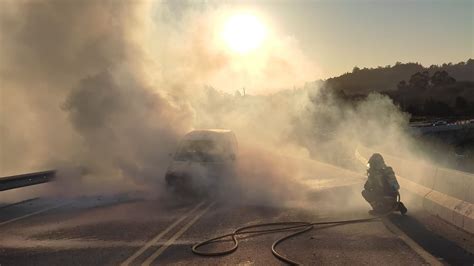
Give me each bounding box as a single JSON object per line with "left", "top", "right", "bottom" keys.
{"left": 221, "top": 13, "right": 267, "bottom": 54}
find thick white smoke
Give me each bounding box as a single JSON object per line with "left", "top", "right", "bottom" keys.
{"left": 0, "top": 0, "right": 420, "bottom": 208}
{"left": 0, "top": 1, "right": 193, "bottom": 195}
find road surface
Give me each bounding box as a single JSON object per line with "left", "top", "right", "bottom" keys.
{"left": 1, "top": 181, "right": 473, "bottom": 265}
{"left": 1, "top": 157, "right": 473, "bottom": 266}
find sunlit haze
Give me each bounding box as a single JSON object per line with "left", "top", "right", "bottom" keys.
{"left": 221, "top": 13, "right": 267, "bottom": 54}
{"left": 0, "top": 1, "right": 473, "bottom": 264}
{"left": 159, "top": 0, "right": 472, "bottom": 94}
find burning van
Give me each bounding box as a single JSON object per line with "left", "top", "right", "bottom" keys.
{"left": 165, "top": 129, "right": 238, "bottom": 195}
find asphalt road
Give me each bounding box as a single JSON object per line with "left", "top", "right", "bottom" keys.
{"left": 1, "top": 182, "right": 473, "bottom": 266}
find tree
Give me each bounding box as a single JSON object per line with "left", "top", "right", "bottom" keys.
{"left": 430, "top": 70, "right": 456, "bottom": 86}
{"left": 397, "top": 80, "right": 407, "bottom": 90}
{"left": 423, "top": 98, "right": 453, "bottom": 116}
{"left": 409, "top": 71, "right": 430, "bottom": 89}
{"left": 406, "top": 104, "right": 422, "bottom": 115}
{"left": 455, "top": 96, "right": 468, "bottom": 113}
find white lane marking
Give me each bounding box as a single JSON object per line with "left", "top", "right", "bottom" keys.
{"left": 142, "top": 201, "right": 216, "bottom": 266}
{"left": 0, "top": 202, "right": 70, "bottom": 227}
{"left": 382, "top": 218, "right": 442, "bottom": 266}
{"left": 120, "top": 201, "right": 207, "bottom": 266}
{"left": 0, "top": 197, "right": 40, "bottom": 210}
{"left": 142, "top": 202, "right": 215, "bottom": 266}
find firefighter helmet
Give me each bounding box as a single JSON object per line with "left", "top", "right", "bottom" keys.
{"left": 368, "top": 153, "right": 385, "bottom": 169}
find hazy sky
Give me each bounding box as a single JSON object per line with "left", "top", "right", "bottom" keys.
{"left": 223, "top": 0, "right": 473, "bottom": 78}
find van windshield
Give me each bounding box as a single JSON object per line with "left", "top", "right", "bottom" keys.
{"left": 174, "top": 139, "right": 232, "bottom": 162}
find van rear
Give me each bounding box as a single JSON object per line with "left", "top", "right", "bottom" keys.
{"left": 165, "top": 129, "right": 237, "bottom": 195}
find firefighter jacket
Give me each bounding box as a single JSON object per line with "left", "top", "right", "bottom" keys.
{"left": 364, "top": 166, "right": 400, "bottom": 195}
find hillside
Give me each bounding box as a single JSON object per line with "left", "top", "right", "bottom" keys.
{"left": 325, "top": 59, "right": 474, "bottom": 95}
{"left": 322, "top": 59, "right": 474, "bottom": 117}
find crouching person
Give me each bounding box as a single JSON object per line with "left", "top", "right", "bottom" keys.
{"left": 362, "top": 153, "right": 407, "bottom": 215}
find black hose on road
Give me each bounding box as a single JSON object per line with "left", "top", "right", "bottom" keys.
{"left": 192, "top": 194, "right": 403, "bottom": 265}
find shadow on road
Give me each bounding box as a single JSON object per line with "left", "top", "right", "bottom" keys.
{"left": 388, "top": 213, "right": 474, "bottom": 265}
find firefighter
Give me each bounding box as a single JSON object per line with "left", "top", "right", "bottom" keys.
{"left": 361, "top": 153, "right": 407, "bottom": 215}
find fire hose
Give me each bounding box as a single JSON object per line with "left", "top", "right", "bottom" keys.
{"left": 192, "top": 193, "right": 403, "bottom": 265}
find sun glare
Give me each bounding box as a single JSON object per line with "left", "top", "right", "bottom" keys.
{"left": 221, "top": 13, "right": 267, "bottom": 54}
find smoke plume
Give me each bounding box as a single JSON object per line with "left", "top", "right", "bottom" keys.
{"left": 0, "top": 0, "right": 421, "bottom": 208}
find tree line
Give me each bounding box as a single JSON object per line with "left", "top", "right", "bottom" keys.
{"left": 324, "top": 59, "right": 474, "bottom": 118}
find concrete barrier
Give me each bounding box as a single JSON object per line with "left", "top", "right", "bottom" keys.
{"left": 356, "top": 146, "right": 474, "bottom": 234}
{"left": 398, "top": 160, "right": 437, "bottom": 189}
{"left": 465, "top": 180, "right": 474, "bottom": 233}
{"left": 464, "top": 205, "right": 474, "bottom": 233}
{"left": 434, "top": 168, "right": 472, "bottom": 202}
{"left": 426, "top": 167, "right": 473, "bottom": 233}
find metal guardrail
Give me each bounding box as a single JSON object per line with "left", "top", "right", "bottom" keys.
{"left": 410, "top": 122, "right": 474, "bottom": 134}
{"left": 0, "top": 170, "right": 56, "bottom": 191}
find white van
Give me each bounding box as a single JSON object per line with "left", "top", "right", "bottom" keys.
{"left": 165, "top": 129, "right": 238, "bottom": 194}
